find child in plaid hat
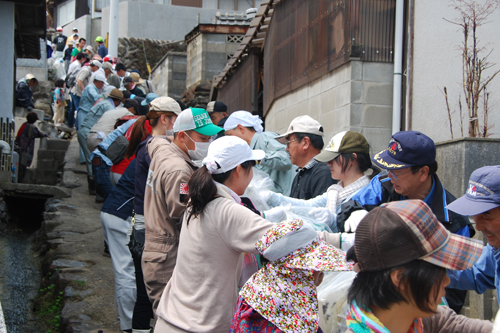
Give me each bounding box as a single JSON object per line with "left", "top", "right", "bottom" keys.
{"left": 230, "top": 219, "right": 352, "bottom": 333}
{"left": 345, "top": 200, "right": 489, "bottom": 333}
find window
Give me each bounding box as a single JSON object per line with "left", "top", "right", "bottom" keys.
{"left": 57, "top": 0, "right": 75, "bottom": 26}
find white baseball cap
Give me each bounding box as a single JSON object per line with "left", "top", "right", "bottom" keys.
{"left": 90, "top": 60, "right": 102, "bottom": 68}
{"left": 224, "top": 110, "right": 263, "bottom": 133}
{"left": 202, "top": 136, "right": 265, "bottom": 174}
{"left": 93, "top": 73, "right": 106, "bottom": 82}
{"left": 173, "top": 108, "right": 223, "bottom": 136}
{"left": 275, "top": 115, "right": 324, "bottom": 144}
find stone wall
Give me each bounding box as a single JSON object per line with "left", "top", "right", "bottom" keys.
{"left": 150, "top": 52, "right": 187, "bottom": 99}
{"left": 265, "top": 60, "right": 394, "bottom": 154}
{"left": 117, "top": 38, "right": 186, "bottom": 80}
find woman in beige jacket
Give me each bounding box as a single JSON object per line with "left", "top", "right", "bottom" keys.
{"left": 154, "top": 135, "right": 349, "bottom": 332}
{"left": 153, "top": 135, "right": 273, "bottom": 333}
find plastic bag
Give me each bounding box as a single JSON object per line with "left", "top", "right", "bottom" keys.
{"left": 317, "top": 271, "right": 357, "bottom": 333}
{"left": 243, "top": 167, "right": 277, "bottom": 212}
{"left": 53, "top": 59, "right": 66, "bottom": 80}
{"left": 244, "top": 169, "right": 334, "bottom": 231}
{"left": 285, "top": 206, "right": 333, "bottom": 232}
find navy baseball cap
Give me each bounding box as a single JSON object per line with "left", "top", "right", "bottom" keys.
{"left": 447, "top": 166, "right": 500, "bottom": 216}
{"left": 371, "top": 131, "right": 436, "bottom": 170}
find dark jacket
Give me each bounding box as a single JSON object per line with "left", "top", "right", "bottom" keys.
{"left": 101, "top": 159, "right": 136, "bottom": 220}
{"left": 129, "top": 86, "right": 146, "bottom": 98}
{"left": 289, "top": 161, "right": 335, "bottom": 199}
{"left": 15, "top": 82, "right": 34, "bottom": 108}
{"left": 98, "top": 44, "right": 108, "bottom": 59}
{"left": 340, "top": 171, "right": 474, "bottom": 235}
{"left": 134, "top": 135, "right": 151, "bottom": 215}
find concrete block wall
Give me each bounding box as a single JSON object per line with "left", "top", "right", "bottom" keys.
{"left": 150, "top": 52, "right": 187, "bottom": 99}
{"left": 187, "top": 33, "right": 245, "bottom": 90}
{"left": 24, "top": 138, "right": 70, "bottom": 185}
{"left": 187, "top": 34, "right": 204, "bottom": 89}
{"left": 265, "top": 60, "right": 394, "bottom": 154}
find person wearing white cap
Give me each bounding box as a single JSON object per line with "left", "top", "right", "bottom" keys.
{"left": 142, "top": 107, "right": 223, "bottom": 314}
{"left": 153, "top": 135, "right": 272, "bottom": 332}
{"left": 78, "top": 72, "right": 106, "bottom": 129}
{"left": 89, "top": 60, "right": 107, "bottom": 90}
{"left": 71, "top": 57, "right": 95, "bottom": 123}
{"left": 78, "top": 88, "right": 124, "bottom": 193}
{"left": 15, "top": 74, "right": 38, "bottom": 108}
{"left": 224, "top": 110, "right": 295, "bottom": 195}
{"left": 274, "top": 115, "right": 336, "bottom": 200}
{"left": 52, "top": 27, "right": 67, "bottom": 58}
{"left": 153, "top": 135, "right": 348, "bottom": 332}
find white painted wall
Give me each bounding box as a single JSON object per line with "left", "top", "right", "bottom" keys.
{"left": 0, "top": 2, "right": 14, "bottom": 121}
{"left": 101, "top": 1, "right": 243, "bottom": 41}
{"left": 411, "top": 0, "right": 500, "bottom": 142}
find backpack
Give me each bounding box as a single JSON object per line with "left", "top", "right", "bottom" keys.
{"left": 106, "top": 135, "right": 129, "bottom": 165}
{"left": 66, "top": 68, "right": 79, "bottom": 89}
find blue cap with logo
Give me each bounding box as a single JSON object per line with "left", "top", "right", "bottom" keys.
{"left": 371, "top": 131, "right": 436, "bottom": 170}
{"left": 446, "top": 165, "right": 500, "bottom": 216}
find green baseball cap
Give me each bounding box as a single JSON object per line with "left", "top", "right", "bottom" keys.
{"left": 173, "top": 107, "right": 223, "bottom": 136}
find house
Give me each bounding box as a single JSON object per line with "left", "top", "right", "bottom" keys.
{"left": 213, "top": 0, "right": 500, "bottom": 151}
{"left": 212, "top": 0, "right": 397, "bottom": 153}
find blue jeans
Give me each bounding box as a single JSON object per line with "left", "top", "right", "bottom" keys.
{"left": 92, "top": 155, "right": 113, "bottom": 200}
{"left": 70, "top": 93, "right": 80, "bottom": 129}
{"left": 77, "top": 109, "right": 88, "bottom": 164}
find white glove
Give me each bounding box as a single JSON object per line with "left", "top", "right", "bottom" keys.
{"left": 341, "top": 233, "right": 355, "bottom": 251}
{"left": 261, "top": 190, "right": 284, "bottom": 208}
{"left": 344, "top": 210, "right": 368, "bottom": 232}
{"left": 309, "top": 207, "right": 335, "bottom": 227}
{"left": 263, "top": 206, "right": 287, "bottom": 222}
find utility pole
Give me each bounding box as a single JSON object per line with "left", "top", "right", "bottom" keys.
{"left": 108, "top": 0, "right": 119, "bottom": 57}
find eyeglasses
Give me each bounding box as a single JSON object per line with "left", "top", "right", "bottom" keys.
{"left": 284, "top": 139, "right": 298, "bottom": 147}
{"left": 388, "top": 168, "right": 412, "bottom": 181}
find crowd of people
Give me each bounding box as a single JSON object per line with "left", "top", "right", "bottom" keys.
{"left": 14, "top": 30, "right": 500, "bottom": 332}
{"left": 42, "top": 85, "right": 496, "bottom": 332}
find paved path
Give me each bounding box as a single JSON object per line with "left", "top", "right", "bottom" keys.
{"left": 45, "top": 137, "right": 121, "bottom": 332}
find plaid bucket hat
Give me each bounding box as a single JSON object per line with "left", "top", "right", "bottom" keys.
{"left": 354, "top": 200, "right": 483, "bottom": 272}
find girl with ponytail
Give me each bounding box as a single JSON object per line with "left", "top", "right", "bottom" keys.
{"left": 154, "top": 135, "right": 277, "bottom": 333}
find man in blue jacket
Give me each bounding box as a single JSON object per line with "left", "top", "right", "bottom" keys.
{"left": 340, "top": 130, "right": 474, "bottom": 312}
{"left": 447, "top": 165, "right": 500, "bottom": 305}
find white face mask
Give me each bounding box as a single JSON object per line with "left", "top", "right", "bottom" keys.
{"left": 184, "top": 133, "right": 210, "bottom": 161}
{"left": 164, "top": 116, "right": 175, "bottom": 137}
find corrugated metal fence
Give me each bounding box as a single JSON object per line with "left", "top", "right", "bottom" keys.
{"left": 263, "top": 0, "right": 396, "bottom": 113}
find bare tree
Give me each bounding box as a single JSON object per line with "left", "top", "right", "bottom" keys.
{"left": 443, "top": 0, "right": 500, "bottom": 137}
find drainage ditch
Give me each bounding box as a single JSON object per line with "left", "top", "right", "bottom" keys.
{"left": 0, "top": 195, "right": 52, "bottom": 333}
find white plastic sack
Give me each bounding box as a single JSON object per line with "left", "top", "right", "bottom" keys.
{"left": 244, "top": 167, "right": 277, "bottom": 212}
{"left": 285, "top": 206, "right": 333, "bottom": 232}
{"left": 53, "top": 59, "right": 66, "bottom": 80}
{"left": 317, "top": 271, "right": 357, "bottom": 333}
{"left": 244, "top": 169, "right": 333, "bottom": 231}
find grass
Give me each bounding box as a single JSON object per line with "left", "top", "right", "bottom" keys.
{"left": 33, "top": 271, "right": 64, "bottom": 333}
